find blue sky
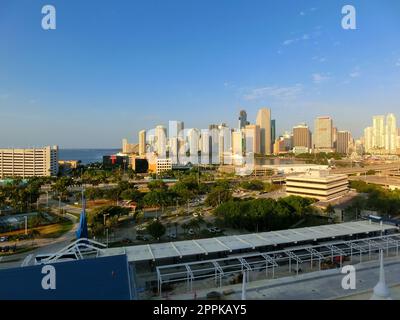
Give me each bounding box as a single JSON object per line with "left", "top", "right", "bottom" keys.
{"left": 0, "top": 0, "right": 400, "bottom": 148}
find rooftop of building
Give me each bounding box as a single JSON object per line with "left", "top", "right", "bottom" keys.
{"left": 286, "top": 170, "right": 348, "bottom": 181}
{"left": 99, "top": 221, "right": 395, "bottom": 263}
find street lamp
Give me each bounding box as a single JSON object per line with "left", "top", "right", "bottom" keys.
{"left": 103, "top": 213, "right": 110, "bottom": 227}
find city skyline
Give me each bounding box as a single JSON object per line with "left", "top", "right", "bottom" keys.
{"left": 1, "top": 0, "right": 400, "bottom": 148}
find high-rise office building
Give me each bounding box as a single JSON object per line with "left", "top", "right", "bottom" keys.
{"left": 138, "top": 130, "right": 146, "bottom": 156}
{"left": 244, "top": 124, "right": 260, "bottom": 155}
{"left": 0, "top": 146, "right": 58, "bottom": 178}
{"left": 200, "top": 129, "right": 210, "bottom": 164}
{"left": 293, "top": 123, "right": 311, "bottom": 150}
{"left": 168, "top": 120, "right": 184, "bottom": 164}
{"left": 209, "top": 124, "right": 220, "bottom": 164}
{"left": 282, "top": 131, "right": 293, "bottom": 151}
{"left": 232, "top": 130, "right": 243, "bottom": 156}
{"left": 385, "top": 113, "right": 397, "bottom": 154}
{"left": 186, "top": 128, "right": 200, "bottom": 164}
{"left": 238, "top": 110, "right": 249, "bottom": 129}
{"left": 313, "top": 116, "right": 334, "bottom": 152}
{"left": 363, "top": 127, "right": 373, "bottom": 153}
{"left": 372, "top": 115, "right": 385, "bottom": 149}
{"left": 337, "top": 131, "right": 352, "bottom": 154}
{"left": 332, "top": 127, "right": 338, "bottom": 151}
{"left": 155, "top": 125, "right": 167, "bottom": 158}
{"left": 256, "top": 108, "right": 272, "bottom": 155}
{"left": 271, "top": 119, "right": 276, "bottom": 148}
{"left": 218, "top": 124, "right": 232, "bottom": 165}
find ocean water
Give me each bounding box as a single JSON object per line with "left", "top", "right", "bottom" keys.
{"left": 58, "top": 149, "right": 120, "bottom": 165}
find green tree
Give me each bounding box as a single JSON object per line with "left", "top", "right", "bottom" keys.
{"left": 146, "top": 220, "right": 166, "bottom": 241}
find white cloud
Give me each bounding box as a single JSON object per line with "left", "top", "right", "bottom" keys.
{"left": 283, "top": 34, "right": 310, "bottom": 46}
{"left": 300, "top": 11, "right": 305, "bottom": 16}
{"left": 349, "top": 71, "right": 360, "bottom": 78}
{"left": 283, "top": 39, "right": 295, "bottom": 46}
{"left": 312, "top": 56, "right": 326, "bottom": 63}
{"left": 312, "top": 73, "right": 330, "bottom": 84}
{"left": 243, "top": 84, "right": 303, "bottom": 101}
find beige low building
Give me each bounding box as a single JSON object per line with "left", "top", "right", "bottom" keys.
{"left": 0, "top": 146, "right": 59, "bottom": 178}
{"left": 286, "top": 170, "right": 349, "bottom": 201}
{"left": 58, "top": 160, "right": 79, "bottom": 169}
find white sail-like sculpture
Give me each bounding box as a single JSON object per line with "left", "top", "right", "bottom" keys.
{"left": 241, "top": 271, "right": 247, "bottom": 300}
{"left": 370, "top": 249, "right": 391, "bottom": 300}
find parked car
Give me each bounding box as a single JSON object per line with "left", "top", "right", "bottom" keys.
{"left": 0, "top": 236, "right": 8, "bottom": 242}
{"left": 168, "top": 233, "right": 177, "bottom": 239}
{"left": 136, "top": 235, "right": 149, "bottom": 241}
{"left": 121, "top": 238, "right": 132, "bottom": 244}
{"left": 188, "top": 229, "right": 194, "bottom": 235}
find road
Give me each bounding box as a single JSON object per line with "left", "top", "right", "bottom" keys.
{"left": 331, "top": 163, "right": 400, "bottom": 175}
{"left": 0, "top": 200, "right": 80, "bottom": 270}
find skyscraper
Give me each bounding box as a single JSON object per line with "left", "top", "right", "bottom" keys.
{"left": 187, "top": 128, "right": 200, "bottom": 164}
{"left": 385, "top": 113, "right": 397, "bottom": 154}
{"left": 363, "top": 127, "right": 373, "bottom": 153}
{"left": 313, "top": 116, "right": 333, "bottom": 152}
{"left": 155, "top": 125, "right": 167, "bottom": 158}
{"left": 271, "top": 119, "right": 276, "bottom": 148}
{"left": 209, "top": 124, "right": 220, "bottom": 164}
{"left": 372, "top": 115, "right": 385, "bottom": 149}
{"left": 244, "top": 124, "right": 260, "bottom": 155}
{"left": 138, "top": 130, "right": 146, "bottom": 156}
{"left": 168, "top": 120, "right": 184, "bottom": 164}
{"left": 332, "top": 127, "right": 338, "bottom": 151}
{"left": 238, "top": 110, "right": 249, "bottom": 129}
{"left": 293, "top": 123, "right": 311, "bottom": 151}
{"left": 231, "top": 131, "right": 242, "bottom": 154}
{"left": 219, "top": 124, "right": 232, "bottom": 165}
{"left": 256, "top": 108, "right": 272, "bottom": 155}
{"left": 200, "top": 129, "right": 210, "bottom": 164}
{"left": 337, "top": 131, "right": 352, "bottom": 154}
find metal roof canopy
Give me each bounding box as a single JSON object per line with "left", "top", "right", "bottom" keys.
{"left": 156, "top": 233, "right": 400, "bottom": 296}
{"left": 99, "top": 221, "right": 397, "bottom": 263}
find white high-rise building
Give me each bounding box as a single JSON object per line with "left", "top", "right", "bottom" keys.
{"left": 219, "top": 124, "right": 232, "bottom": 165}
{"left": 372, "top": 115, "right": 385, "bottom": 149}
{"left": 385, "top": 113, "right": 397, "bottom": 154}
{"left": 200, "top": 129, "right": 210, "bottom": 164}
{"left": 168, "top": 120, "right": 184, "bottom": 164}
{"left": 364, "top": 127, "right": 373, "bottom": 153}
{"left": 155, "top": 125, "right": 167, "bottom": 158}
{"left": 187, "top": 128, "right": 200, "bottom": 164}
{"left": 244, "top": 124, "right": 260, "bottom": 155}
{"left": 232, "top": 130, "right": 243, "bottom": 155}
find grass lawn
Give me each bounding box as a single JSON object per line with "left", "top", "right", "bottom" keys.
{"left": 0, "top": 220, "right": 74, "bottom": 239}
{"left": 40, "top": 220, "right": 74, "bottom": 238}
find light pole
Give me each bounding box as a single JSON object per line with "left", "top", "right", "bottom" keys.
{"left": 103, "top": 213, "right": 110, "bottom": 227}
{"left": 106, "top": 228, "right": 109, "bottom": 247}
{"left": 24, "top": 216, "right": 28, "bottom": 235}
